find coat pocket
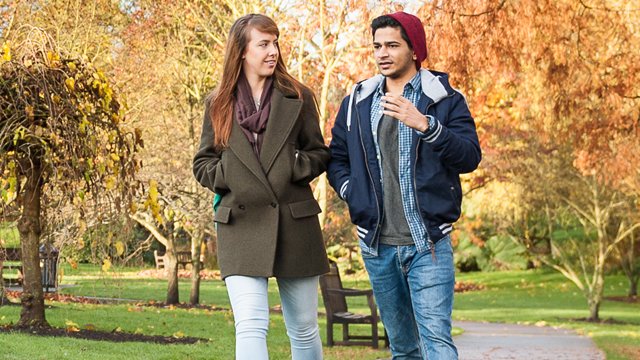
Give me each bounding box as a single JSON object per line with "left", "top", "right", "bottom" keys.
{"left": 215, "top": 206, "right": 232, "bottom": 224}
{"left": 288, "top": 199, "right": 321, "bottom": 219}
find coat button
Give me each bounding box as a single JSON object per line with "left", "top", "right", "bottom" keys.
{"left": 239, "top": 205, "right": 245, "bottom": 210}
{"left": 270, "top": 202, "right": 277, "bottom": 208}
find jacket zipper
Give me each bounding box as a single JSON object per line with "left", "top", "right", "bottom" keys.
{"left": 413, "top": 129, "right": 435, "bottom": 261}
{"left": 413, "top": 93, "right": 454, "bottom": 261}
{"left": 356, "top": 101, "right": 382, "bottom": 247}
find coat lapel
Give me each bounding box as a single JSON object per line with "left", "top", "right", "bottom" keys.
{"left": 228, "top": 118, "right": 273, "bottom": 193}
{"left": 259, "top": 89, "right": 302, "bottom": 173}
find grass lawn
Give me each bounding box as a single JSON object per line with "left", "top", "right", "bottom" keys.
{"left": 1, "top": 264, "right": 639, "bottom": 359}
{"left": 1, "top": 264, "right": 390, "bottom": 359}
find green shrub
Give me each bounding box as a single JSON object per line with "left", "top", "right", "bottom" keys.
{"left": 477, "top": 235, "right": 529, "bottom": 271}
{"left": 454, "top": 233, "right": 483, "bottom": 272}
{"left": 454, "top": 234, "right": 529, "bottom": 272}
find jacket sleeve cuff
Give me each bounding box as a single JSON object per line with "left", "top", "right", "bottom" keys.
{"left": 417, "top": 115, "right": 442, "bottom": 143}
{"left": 339, "top": 179, "right": 349, "bottom": 200}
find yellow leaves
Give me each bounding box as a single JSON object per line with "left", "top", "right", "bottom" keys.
{"left": 105, "top": 175, "right": 117, "bottom": 190}
{"left": 93, "top": 70, "right": 107, "bottom": 82}
{"left": 77, "top": 218, "right": 87, "bottom": 236}
{"left": 67, "top": 258, "right": 79, "bottom": 269}
{"left": 46, "top": 51, "right": 60, "bottom": 66}
{"left": 12, "top": 126, "right": 26, "bottom": 145}
{"left": 172, "top": 331, "right": 185, "bottom": 339}
{"left": 149, "top": 180, "right": 159, "bottom": 201}
{"left": 65, "top": 320, "right": 80, "bottom": 332}
{"left": 78, "top": 116, "right": 90, "bottom": 134}
{"left": 134, "top": 328, "right": 144, "bottom": 335}
{"left": 25, "top": 105, "right": 34, "bottom": 120}
{"left": 101, "top": 258, "right": 112, "bottom": 272}
{"left": 115, "top": 240, "right": 125, "bottom": 256}
{"left": 1, "top": 42, "right": 10, "bottom": 61}
{"left": 143, "top": 180, "right": 163, "bottom": 224}
{"left": 105, "top": 231, "right": 113, "bottom": 246}
{"left": 65, "top": 77, "right": 75, "bottom": 92}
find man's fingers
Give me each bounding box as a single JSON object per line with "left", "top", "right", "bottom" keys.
{"left": 381, "top": 94, "right": 406, "bottom": 106}
{"left": 381, "top": 101, "right": 401, "bottom": 112}
{"left": 382, "top": 110, "right": 400, "bottom": 118}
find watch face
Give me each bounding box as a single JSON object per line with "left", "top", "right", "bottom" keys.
{"left": 427, "top": 115, "right": 436, "bottom": 129}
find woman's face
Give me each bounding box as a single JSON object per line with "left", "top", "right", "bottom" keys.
{"left": 242, "top": 28, "right": 279, "bottom": 80}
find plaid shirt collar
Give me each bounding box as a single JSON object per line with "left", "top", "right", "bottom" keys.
{"left": 374, "top": 71, "right": 422, "bottom": 99}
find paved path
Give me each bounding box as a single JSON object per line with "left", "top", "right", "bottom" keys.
{"left": 454, "top": 321, "right": 605, "bottom": 360}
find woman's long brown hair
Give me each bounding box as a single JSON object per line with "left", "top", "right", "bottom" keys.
{"left": 208, "top": 14, "right": 304, "bottom": 149}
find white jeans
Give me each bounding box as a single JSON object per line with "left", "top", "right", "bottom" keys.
{"left": 225, "top": 275, "right": 323, "bottom": 360}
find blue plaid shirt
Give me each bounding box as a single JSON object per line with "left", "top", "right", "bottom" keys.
{"left": 369, "top": 72, "right": 431, "bottom": 252}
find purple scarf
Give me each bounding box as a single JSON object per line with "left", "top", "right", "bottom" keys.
{"left": 235, "top": 73, "right": 274, "bottom": 156}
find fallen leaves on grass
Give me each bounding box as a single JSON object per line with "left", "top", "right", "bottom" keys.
{"left": 0, "top": 324, "right": 208, "bottom": 344}
{"left": 65, "top": 320, "right": 80, "bottom": 332}
{"left": 4, "top": 290, "right": 103, "bottom": 305}
{"left": 454, "top": 281, "right": 485, "bottom": 293}
{"left": 136, "top": 269, "right": 221, "bottom": 280}
{"left": 136, "top": 301, "right": 227, "bottom": 312}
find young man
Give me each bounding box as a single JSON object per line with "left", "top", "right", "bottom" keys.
{"left": 327, "top": 12, "right": 481, "bottom": 359}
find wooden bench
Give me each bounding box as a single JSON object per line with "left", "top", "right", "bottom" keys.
{"left": 176, "top": 251, "right": 192, "bottom": 269}
{"left": 153, "top": 250, "right": 165, "bottom": 269}
{"left": 319, "top": 260, "right": 388, "bottom": 348}
{"left": 1, "top": 248, "right": 23, "bottom": 286}
{"left": 154, "top": 250, "right": 200, "bottom": 270}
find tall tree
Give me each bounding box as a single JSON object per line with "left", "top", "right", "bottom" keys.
{"left": 0, "top": 240, "right": 7, "bottom": 305}
{"left": 417, "top": 0, "right": 639, "bottom": 320}
{"left": 0, "top": 28, "right": 140, "bottom": 327}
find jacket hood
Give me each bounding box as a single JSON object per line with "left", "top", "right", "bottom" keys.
{"left": 346, "top": 69, "right": 452, "bottom": 130}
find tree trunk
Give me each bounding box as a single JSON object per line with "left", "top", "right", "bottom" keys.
{"left": 629, "top": 277, "right": 638, "bottom": 297}
{"left": 0, "top": 243, "right": 6, "bottom": 305}
{"left": 0, "top": 260, "right": 7, "bottom": 306}
{"left": 587, "top": 270, "right": 604, "bottom": 322}
{"left": 588, "top": 298, "right": 600, "bottom": 322}
{"left": 16, "top": 162, "right": 48, "bottom": 328}
{"left": 189, "top": 232, "right": 204, "bottom": 305}
{"left": 165, "top": 237, "right": 179, "bottom": 305}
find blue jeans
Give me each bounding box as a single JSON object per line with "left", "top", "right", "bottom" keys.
{"left": 362, "top": 236, "right": 457, "bottom": 360}
{"left": 225, "top": 275, "right": 323, "bottom": 360}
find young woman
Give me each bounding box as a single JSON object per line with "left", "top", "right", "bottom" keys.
{"left": 193, "top": 14, "right": 329, "bottom": 360}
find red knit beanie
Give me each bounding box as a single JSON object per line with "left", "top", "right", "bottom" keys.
{"left": 387, "top": 11, "right": 427, "bottom": 70}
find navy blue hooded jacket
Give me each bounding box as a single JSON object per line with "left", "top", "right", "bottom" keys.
{"left": 327, "top": 69, "right": 481, "bottom": 256}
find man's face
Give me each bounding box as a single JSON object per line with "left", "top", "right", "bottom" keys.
{"left": 373, "top": 26, "right": 416, "bottom": 79}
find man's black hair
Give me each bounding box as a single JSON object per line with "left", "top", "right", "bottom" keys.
{"left": 371, "top": 15, "right": 412, "bottom": 49}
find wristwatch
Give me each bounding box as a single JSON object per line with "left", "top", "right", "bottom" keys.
{"left": 424, "top": 114, "right": 436, "bottom": 132}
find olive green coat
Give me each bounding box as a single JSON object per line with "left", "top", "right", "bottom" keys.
{"left": 193, "top": 87, "right": 330, "bottom": 279}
